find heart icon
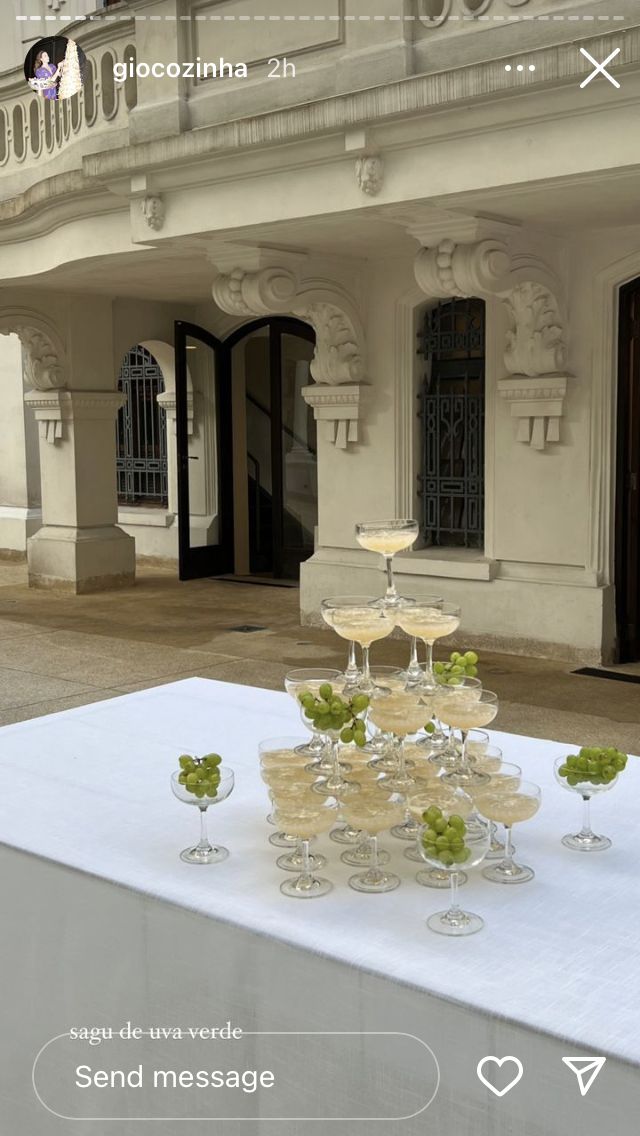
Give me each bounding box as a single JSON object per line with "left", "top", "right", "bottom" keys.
{"left": 477, "top": 1056, "right": 524, "bottom": 1097}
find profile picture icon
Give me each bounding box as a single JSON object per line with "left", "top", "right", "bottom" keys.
{"left": 24, "top": 36, "right": 86, "bottom": 101}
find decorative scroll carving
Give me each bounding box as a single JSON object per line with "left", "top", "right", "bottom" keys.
{"left": 0, "top": 325, "right": 66, "bottom": 391}
{"left": 211, "top": 266, "right": 298, "bottom": 316}
{"left": 503, "top": 282, "right": 566, "bottom": 377}
{"left": 497, "top": 375, "right": 568, "bottom": 451}
{"left": 414, "top": 238, "right": 511, "bottom": 298}
{"left": 295, "top": 302, "right": 364, "bottom": 386}
{"left": 211, "top": 265, "right": 366, "bottom": 447}
{"left": 140, "top": 195, "right": 165, "bottom": 232}
{"left": 417, "top": 0, "right": 530, "bottom": 27}
{"left": 355, "top": 155, "right": 384, "bottom": 197}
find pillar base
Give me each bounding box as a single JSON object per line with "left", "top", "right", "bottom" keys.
{"left": 27, "top": 525, "right": 135, "bottom": 594}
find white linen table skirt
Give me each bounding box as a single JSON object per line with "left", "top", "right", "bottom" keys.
{"left": 0, "top": 676, "right": 638, "bottom": 1136}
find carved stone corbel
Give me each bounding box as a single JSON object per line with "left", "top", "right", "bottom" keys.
{"left": 140, "top": 195, "right": 165, "bottom": 232}
{"left": 497, "top": 374, "right": 568, "bottom": 451}
{"left": 211, "top": 264, "right": 366, "bottom": 447}
{"left": 3, "top": 325, "right": 66, "bottom": 391}
{"left": 414, "top": 237, "right": 511, "bottom": 298}
{"left": 502, "top": 281, "right": 566, "bottom": 377}
{"left": 211, "top": 266, "right": 298, "bottom": 317}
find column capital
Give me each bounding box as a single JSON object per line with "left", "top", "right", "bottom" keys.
{"left": 25, "top": 389, "right": 125, "bottom": 444}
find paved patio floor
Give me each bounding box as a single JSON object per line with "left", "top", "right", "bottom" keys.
{"left": 0, "top": 561, "right": 638, "bottom": 753}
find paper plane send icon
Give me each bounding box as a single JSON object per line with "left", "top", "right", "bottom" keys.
{"left": 562, "top": 1057, "right": 606, "bottom": 1096}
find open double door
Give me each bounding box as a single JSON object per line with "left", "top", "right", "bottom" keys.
{"left": 175, "top": 318, "right": 317, "bottom": 583}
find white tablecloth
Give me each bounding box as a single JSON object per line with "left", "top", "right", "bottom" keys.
{"left": 0, "top": 676, "right": 638, "bottom": 1135}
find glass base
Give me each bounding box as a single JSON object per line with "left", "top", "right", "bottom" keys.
{"left": 280, "top": 875, "right": 332, "bottom": 899}
{"left": 416, "top": 868, "right": 468, "bottom": 889}
{"left": 180, "top": 844, "right": 228, "bottom": 865}
{"left": 382, "top": 773, "right": 417, "bottom": 793}
{"left": 312, "top": 778, "right": 360, "bottom": 799}
{"left": 268, "top": 831, "right": 298, "bottom": 849}
{"left": 349, "top": 870, "right": 401, "bottom": 893}
{"left": 427, "top": 909, "right": 483, "bottom": 936}
{"left": 295, "top": 741, "right": 321, "bottom": 759}
{"left": 442, "top": 768, "right": 490, "bottom": 787}
{"left": 390, "top": 821, "right": 419, "bottom": 841}
{"left": 403, "top": 844, "right": 423, "bottom": 863}
{"left": 306, "top": 759, "right": 351, "bottom": 775}
{"left": 562, "top": 832, "right": 611, "bottom": 852}
{"left": 340, "top": 845, "right": 390, "bottom": 868}
{"left": 368, "top": 755, "right": 400, "bottom": 772}
{"left": 330, "top": 825, "right": 362, "bottom": 845}
{"left": 482, "top": 861, "right": 534, "bottom": 884}
{"left": 277, "top": 850, "right": 326, "bottom": 872}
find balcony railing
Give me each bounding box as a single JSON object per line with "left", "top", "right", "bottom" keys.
{"left": 0, "top": 28, "right": 136, "bottom": 172}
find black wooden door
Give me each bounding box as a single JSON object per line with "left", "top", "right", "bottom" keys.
{"left": 175, "top": 321, "right": 233, "bottom": 580}
{"left": 615, "top": 282, "right": 640, "bottom": 661}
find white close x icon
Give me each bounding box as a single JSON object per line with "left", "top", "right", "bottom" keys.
{"left": 579, "top": 47, "right": 621, "bottom": 89}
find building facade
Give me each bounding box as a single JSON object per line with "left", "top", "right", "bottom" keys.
{"left": 0, "top": 0, "right": 639, "bottom": 664}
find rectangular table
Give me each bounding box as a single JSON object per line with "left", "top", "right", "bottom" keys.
{"left": 0, "top": 677, "right": 638, "bottom": 1135}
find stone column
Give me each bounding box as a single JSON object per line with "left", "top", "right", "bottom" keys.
{"left": 0, "top": 333, "right": 41, "bottom": 553}
{"left": 25, "top": 389, "right": 135, "bottom": 592}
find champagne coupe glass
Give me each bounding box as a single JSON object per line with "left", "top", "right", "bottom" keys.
{"left": 342, "top": 800, "right": 406, "bottom": 892}
{"left": 324, "top": 597, "right": 396, "bottom": 693}
{"left": 320, "top": 600, "right": 360, "bottom": 690}
{"left": 554, "top": 755, "right": 618, "bottom": 852}
{"left": 466, "top": 759, "right": 520, "bottom": 843}
{"left": 285, "top": 668, "right": 342, "bottom": 765}
{"left": 407, "top": 785, "right": 473, "bottom": 884}
{"left": 477, "top": 779, "right": 541, "bottom": 884}
{"left": 259, "top": 736, "right": 315, "bottom": 825}
{"left": 438, "top": 688, "right": 498, "bottom": 786}
{"left": 272, "top": 786, "right": 329, "bottom": 873}
{"left": 419, "top": 816, "right": 490, "bottom": 936}
{"left": 422, "top": 675, "right": 482, "bottom": 765}
{"left": 395, "top": 602, "right": 460, "bottom": 693}
{"left": 369, "top": 687, "right": 435, "bottom": 795}
{"left": 273, "top": 805, "right": 334, "bottom": 898}
{"left": 332, "top": 775, "right": 393, "bottom": 846}
{"left": 338, "top": 787, "right": 395, "bottom": 864}
{"left": 261, "top": 765, "right": 321, "bottom": 847}
{"left": 398, "top": 595, "right": 443, "bottom": 687}
{"left": 361, "top": 666, "right": 408, "bottom": 762}
{"left": 171, "top": 767, "right": 234, "bottom": 864}
{"left": 355, "top": 518, "right": 419, "bottom": 607}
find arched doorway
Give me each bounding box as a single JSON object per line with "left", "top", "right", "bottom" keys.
{"left": 615, "top": 281, "right": 640, "bottom": 661}
{"left": 174, "top": 317, "right": 317, "bottom": 582}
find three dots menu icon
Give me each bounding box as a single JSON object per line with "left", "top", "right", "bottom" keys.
{"left": 562, "top": 1057, "right": 606, "bottom": 1097}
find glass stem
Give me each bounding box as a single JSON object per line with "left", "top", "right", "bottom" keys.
{"left": 197, "top": 806, "right": 211, "bottom": 852}
{"left": 345, "top": 640, "right": 359, "bottom": 683}
{"left": 361, "top": 645, "right": 371, "bottom": 688}
{"left": 459, "top": 729, "right": 469, "bottom": 774}
{"left": 406, "top": 637, "right": 422, "bottom": 684}
{"left": 499, "top": 825, "right": 515, "bottom": 874}
{"left": 367, "top": 834, "right": 383, "bottom": 884}
{"left": 449, "top": 871, "right": 462, "bottom": 916}
{"left": 299, "top": 839, "right": 313, "bottom": 888}
{"left": 424, "top": 638, "right": 435, "bottom": 688}
{"left": 397, "top": 737, "right": 407, "bottom": 780}
{"left": 580, "top": 794, "right": 593, "bottom": 837}
{"left": 384, "top": 554, "right": 396, "bottom": 600}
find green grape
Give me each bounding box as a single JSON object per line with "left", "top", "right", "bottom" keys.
{"left": 186, "top": 772, "right": 199, "bottom": 787}
{"left": 435, "top": 835, "right": 449, "bottom": 849}
{"left": 433, "top": 817, "right": 447, "bottom": 834}
{"left": 318, "top": 682, "right": 333, "bottom": 700}
{"left": 351, "top": 694, "right": 369, "bottom": 713}
{"left": 425, "top": 806, "right": 442, "bottom": 825}
{"left": 433, "top": 661, "right": 445, "bottom": 674}
{"left": 449, "top": 814, "right": 465, "bottom": 833}
{"left": 424, "top": 721, "right": 436, "bottom": 734}
{"left": 438, "top": 850, "right": 455, "bottom": 867}
{"left": 450, "top": 652, "right": 462, "bottom": 663}
{"left": 464, "top": 651, "right": 478, "bottom": 665}
{"left": 179, "top": 755, "right": 193, "bottom": 771}
{"left": 423, "top": 827, "right": 438, "bottom": 844}
{"left": 565, "top": 755, "right": 578, "bottom": 768}
{"left": 205, "top": 785, "right": 218, "bottom": 798}
{"left": 451, "top": 847, "right": 468, "bottom": 864}
{"left": 467, "top": 665, "right": 478, "bottom": 677}
{"left": 178, "top": 771, "right": 188, "bottom": 784}
{"left": 340, "top": 727, "right": 354, "bottom": 744}
{"left": 194, "top": 787, "right": 206, "bottom": 799}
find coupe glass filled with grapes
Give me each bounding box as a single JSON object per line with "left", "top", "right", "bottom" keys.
{"left": 284, "top": 668, "right": 343, "bottom": 767}
{"left": 419, "top": 805, "right": 490, "bottom": 936}
{"left": 355, "top": 518, "right": 419, "bottom": 607}
{"left": 298, "top": 680, "right": 368, "bottom": 798}
{"left": 554, "top": 747, "right": 627, "bottom": 851}
{"left": 171, "top": 754, "right": 234, "bottom": 864}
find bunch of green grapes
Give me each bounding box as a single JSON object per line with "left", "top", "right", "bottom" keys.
{"left": 299, "top": 683, "right": 369, "bottom": 746}
{"left": 557, "top": 746, "right": 627, "bottom": 787}
{"left": 434, "top": 649, "right": 479, "bottom": 683}
{"left": 177, "top": 752, "right": 222, "bottom": 798}
{"left": 421, "top": 805, "right": 470, "bottom": 866}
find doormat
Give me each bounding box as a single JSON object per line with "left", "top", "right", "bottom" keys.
{"left": 573, "top": 667, "right": 640, "bottom": 685}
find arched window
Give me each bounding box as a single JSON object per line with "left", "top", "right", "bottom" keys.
{"left": 116, "top": 345, "right": 168, "bottom": 506}
{"left": 417, "top": 297, "right": 485, "bottom": 548}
